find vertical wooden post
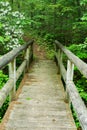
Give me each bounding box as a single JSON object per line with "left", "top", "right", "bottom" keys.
{"left": 24, "top": 43, "right": 33, "bottom": 73}
{"left": 25, "top": 47, "right": 30, "bottom": 72}
{"left": 30, "top": 43, "right": 33, "bottom": 64}
{"left": 66, "top": 60, "right": 74, "bottom": 104}
{"left": 57, "top": 49, "right": 63, "bottom": 74}
{"left": 54, "top": 44, "right": 58, "bottom": 65}
{"left": 66, "top": 60, "right": 74, "bottom": 82}
{"left": 9, "top": 58, "right": 16, "bottom": 101}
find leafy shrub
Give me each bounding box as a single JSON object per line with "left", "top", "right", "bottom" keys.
{"left": 0, "top": 70, "right": 8, "bottom": 89}
{"left": 0, "top": 97, "right": 9, "bottom": 123}
{"left": 0, "top": 71, "right": 8, "bottom": 122}
{"left": 44, "top": 33, "right": 55, "bottom": 43}
{"left": 68, "top": 43, "right": 87, "bottom": 60}
{"left": 74, "top": 71, "right": 87, "bottom": 105}
{"left": 71, "top": 104, "right": 81, "bottom": 128}
{"left": 0, "top": 1, "right": 26, "bottom": 52}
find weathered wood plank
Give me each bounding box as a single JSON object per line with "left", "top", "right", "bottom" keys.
{"left": 0, "top": 79, "right": 14, "bottom": 107}
{"left": 67, "top": 81, "right": 87, "bottom": 130}
{"left": 66, "top": 60, "right": 74, "bottom": 82}
{"left": 9, "top": 59, "right": 16, "bottom": 101}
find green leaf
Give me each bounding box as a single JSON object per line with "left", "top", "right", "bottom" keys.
{"left": 0, "top": 23, "right": 3, "bottom": 29}
{"left": 4, "top": 36, "right": 10, "bottom": 42}
{"left": 0, "top": 36, "right": 4, "bottom": 43}
{"left": 26, "top": 97, "right": 32, "bottom": 100}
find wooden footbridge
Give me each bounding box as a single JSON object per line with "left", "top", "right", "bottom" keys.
{"left": 0, "top": 40, "right": 87, "bottom": 130}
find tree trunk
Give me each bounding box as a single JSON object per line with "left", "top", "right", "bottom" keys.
{"left": 76, "top": 0, "right": 82, "bottom": 21}
{"left": 53, "top": 0, "right": 57, "bottom": 34}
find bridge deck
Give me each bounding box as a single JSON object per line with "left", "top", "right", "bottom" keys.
{"left": 1, "top": 60, "right": 77, "bottom": 130}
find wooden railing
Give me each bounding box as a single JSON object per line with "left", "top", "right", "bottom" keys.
{"left": 0, "top": 40, "right": 34, "bottom": 108}
{"left": 54, "top": 40, "right": 87, "bottom": 130}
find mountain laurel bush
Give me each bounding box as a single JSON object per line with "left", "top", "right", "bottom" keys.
{"left": 0, "top": 1, "right": 26, "bottom": 51}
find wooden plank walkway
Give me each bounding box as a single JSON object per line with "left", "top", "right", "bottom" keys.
{"left": 1, "top": 60, "right": 77, "bottom": 130}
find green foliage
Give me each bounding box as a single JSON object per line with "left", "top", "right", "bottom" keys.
{"left": 0, "top": 97, "right": 9, "bottom": 123}
{"left": 68, "top": 43, "right": 87, "bottom": 60}
{"left": 46, "top": 48, "right": 55, "bottom": 60}
{"left": 75, "top": 73, "right": 87, "bottom": 104}
{"left": 80, "top": 0, "right": 87, "bottom": 6}
{"left": 72, "top": 22, "right": 87, "bottom": 43}
{"left": 3, "top": 0, "right": 87, "bottom": 46}
{"left": 30, "top": 32, "right": 55, "bottom": 60}
{"left": 0, "top": 71, "right": 8, "bottom": 122}
{"left": 26, "top": 97, "right": 32, "bottom": 100}
{"left": 71, "top": 104, "right": 81, "bottom": 128}
{"left": 44, "top": 34, "right": 55, "bottom": 43}
{"left": 0, "top": 0, "right": 87, "bottom": 129}
{"left": 0, "top": 36, "right": 4, "bottom": 43}
{"left": 0, "top": 1, "right": 27, "bottom": 53}
{"left": 0, "top": 70, "right": 8, "bottom": 89}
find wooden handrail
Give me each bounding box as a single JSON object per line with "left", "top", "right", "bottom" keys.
{"left": 54, "top": 40, "right": 87, "bottom": 130}
{"left": 55, "top": 40, "right": 87, "bottom": 78}
{"left": 0, "top": 40, "right": 34, "bottom": 69}
{"left": 0, "top": 40, "right": 34, "bottom": 107}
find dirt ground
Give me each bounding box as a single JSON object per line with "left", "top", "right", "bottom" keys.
{"left": 23, "top": 36, "right": 47, "bottom": 60}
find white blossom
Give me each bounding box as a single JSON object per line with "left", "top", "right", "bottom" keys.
{"left": 0, "top": 1, "right": 26, "bottom": 50}
{"left": 5, "top": 32, "right": 10, "bottom": 36}
{"left": 16, "top": 21, "right": 20, "bottom": 24}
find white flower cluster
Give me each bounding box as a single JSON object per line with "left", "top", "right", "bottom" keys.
{"left": 0, "top": 1, "right": 25, "bottom": 51}
{"left": 0, "top": 2, "right": 11, "bottom": 17}
{"left": 12, "top": 11, "right": 25, "bottom": 20}
{"left": 0, "top": 2, "right": 9, "bottom": 6}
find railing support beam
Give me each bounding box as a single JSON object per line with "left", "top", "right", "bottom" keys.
{"left": 25, "top": 47, "right": 30, "bottom": 72}
{"left": 66, "top": 60, "right": 74, "bottom": 82}
{"left": 57, "top": 49, "right": 63, "bottom": 74}
{"left": 66, "top": 60, "right": 74, "bottom": 104}
{"left": 9, "top": 59, "right": 16, "bottom": 101}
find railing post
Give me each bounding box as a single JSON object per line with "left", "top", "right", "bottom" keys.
{"left": 66, "top": 60, "right": 74, "bottom": 82}
{"left": 9, "top": 58, "right": 16, "bottom": 101}
{"left": 66, "top": 60, "right": 74, "bottom": 103}
{"left": 29, "top": 43, "right": 33, "bottom": 64}
{"left": 54, "top": 43, "right": 62, "bottom": 74}
{"left": 57, "top": 49, "right": 63, "bottom": 74}
{"left": 25, "top": 47, "right": 30, "bottom": 72}
{"left": 54, "top": 43, "right": 58, "bottom": 65}
{"left": 24, "top": 43, "right": 33, "bottom": 72}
